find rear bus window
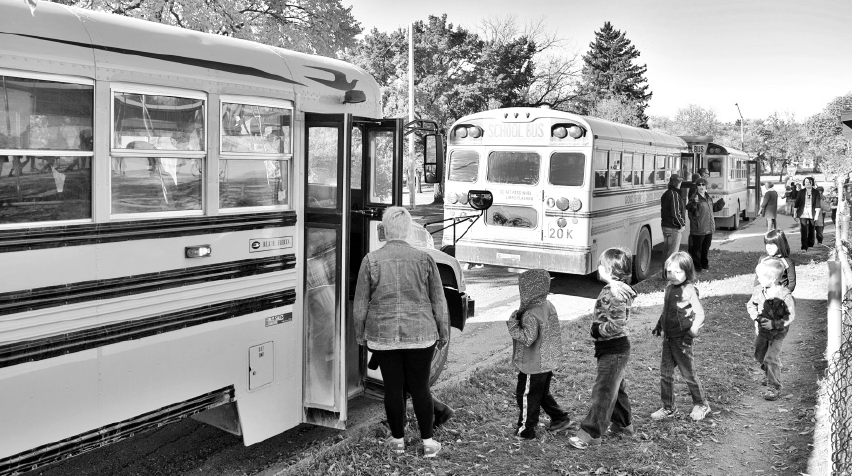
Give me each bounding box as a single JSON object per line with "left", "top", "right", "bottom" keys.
{"left": 549, "top": 152, "right": 585, "bottom": 187}
{"left": 448, "top": 149, "right": 479, "bottom": 182}
{"left": 487, "top": 151, "right": 539, "bottom": 185}
{"left": 486, "top": 205, "right": 537, "bottom": 228}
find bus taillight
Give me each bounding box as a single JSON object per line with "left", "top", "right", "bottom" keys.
{"left": 448, "top": 192, "right": 458, "bottom": 204}
{"left": 570, "top": 198, "right": 582, "bottom": 212}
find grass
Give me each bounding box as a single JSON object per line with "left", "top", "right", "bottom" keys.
{"left": 293, "top": 248, "right": 830, "bottom": 476}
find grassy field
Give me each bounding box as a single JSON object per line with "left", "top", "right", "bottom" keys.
{"left": 289, "top": 248, "right": 828, "bottom": 476}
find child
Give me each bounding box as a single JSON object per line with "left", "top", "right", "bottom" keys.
{"left": 747, "top": 260, "right": 796, "bottom": 401}
{"left": 754, "top": 230, "right": 796, "bottom": 292}
{"left": 567, "top": 248, "right": 637, "bottom": 449}
{"left": 507, "top": 269, "right": 573, "bottom": 440}
{"left": 650, "top": 252, "right": 711, "bottom": 422}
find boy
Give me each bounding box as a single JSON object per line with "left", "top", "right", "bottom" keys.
{"left": 568, "top": 248, "right": 638, "bottom": 449}
{"left": 747, "top": 259, "right": 796, "bottom": 401}
{"left": 507, "top": 269, "right": 573, "bottom": 440}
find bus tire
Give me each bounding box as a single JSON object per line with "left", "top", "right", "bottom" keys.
{"left": 632, "top": 227, "right": 652, "bottom": 283}
{"left": 732, "top": 206, "right": 740, "bottom": 230}
{"left": 429, "top": 326, "right": 450, "bottom": 386}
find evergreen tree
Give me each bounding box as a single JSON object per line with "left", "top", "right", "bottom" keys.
{"left": 575, "top": 22, "right": 652, "bottom": 128}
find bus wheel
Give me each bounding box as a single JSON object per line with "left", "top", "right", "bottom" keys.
{"left": 429, "top": 327, "right": 450, "bottom": 386}
{"left": 732, "top": 207, "right": 740, "bottom": 230}
{"left": 632, "top": 227, "right": 652, "bottom": 283}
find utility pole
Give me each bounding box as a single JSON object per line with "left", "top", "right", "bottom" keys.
{"left": 408, "top": 23, "right": 415, "bottom": 208}
{"left": 735, "top": 103, "right": 744, "bottom": 150}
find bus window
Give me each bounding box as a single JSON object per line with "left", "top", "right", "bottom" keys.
{"left": 593, "top": 150, "right": 608, "bottom": 189}
{"left": 487, "top": 151, "right": 540, "bottom": 185}
{"left": 219, "top": 100, "right": 292, "bottom": 210}
{"left": 0, "top": 75, "right": 93, "bottom": 224}
{"left": 624, "top": 153, "right": 637, "bottom": 186}
{"left": 486, "top": 205, "right": 537, "bottom": 228}
{"left": 708, "top": 158, "right": 723, "bottom": 177}
{"left": 448, "top": 149, "right": 478, "bottom": 182}
{"left": 307, "top": 127, "right": 339, "bottom": 208}
{"left": 643, "top": 154, "right": 655, "bottom": 184}
{"left": 655, "top": 155, "right": 666, "bottom": 183}
{"left": 111, "top": 91, "right": 205, "bottom": 214}
{"left": 549, "top": 152, "right": 584, "bottom": 186}
{"left": 368, "top": 130, "right": 394, "bottom": 203}
{"left": 608, "top": 152, "right": 622, "bottom": 188}
{"left": 304, "top": 227, "right": 339, "bottom": 408}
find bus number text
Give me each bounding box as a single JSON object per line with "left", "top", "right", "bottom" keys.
{"left": 549, "top": 227, "right": 573, "bottom": 239}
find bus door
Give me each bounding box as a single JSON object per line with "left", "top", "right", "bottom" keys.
{"left": 746, "top": 159, "right": 761, "bottom": 219}
{"left": 346, "top": 117, "right": 403, "bottom": 394}
{"left": 303, "top": 112, "right": 353, "bottom": 429}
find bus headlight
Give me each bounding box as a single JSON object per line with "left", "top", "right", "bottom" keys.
{"left": 556, "top": 197, "right": 569, "bottom": 211}
{"left": 569, "top": 198, "right": 582, "bottom": 212}
{"left": 448, "top": 192, "right": 458, "bottom": 204}
{"left": 546, "top": 197, "right": 556, "bottom": 208}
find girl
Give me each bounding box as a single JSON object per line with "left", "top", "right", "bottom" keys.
{"left": 650, "top": 252, "right": 710, "bottom": 421}
{"left": 567, "top": 248, "right": 637, "bottom": 449}
{"left": 754, "top": 230, "right": 796, "bottom": 293}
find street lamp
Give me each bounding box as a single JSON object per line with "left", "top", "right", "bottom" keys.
{"left": 734, "top": 103, "right": 744, "bottom": 150}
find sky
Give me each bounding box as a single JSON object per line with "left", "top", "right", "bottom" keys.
{"left": 346, "top": 0, "right": 852, "bottom": 123}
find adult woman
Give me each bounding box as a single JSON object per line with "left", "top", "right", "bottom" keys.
{"left": 686, "top": 178, "right": 724, "bottom": 271}
{"left": 793, "top": 177, "right": 821, "bottom": 252}
{"left": 352, "top": 206, "right": 448, "bottom": 458}
{"left": 814, "top": 186, "right": 831, "bottom": 247}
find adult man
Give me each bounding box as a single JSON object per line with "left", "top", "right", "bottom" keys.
{"left": 660, "top": 174, "right": 686, "bottom": 279}
{"left": 758, "top": 182, "right": 778, "bottom": 231}
{"left": 793, "top": 177, "right": 821, "bottom": 252}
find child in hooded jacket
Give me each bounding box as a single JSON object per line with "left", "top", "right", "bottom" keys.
{"left": 650, "top": 252, "right": 711, "bottom": 422}
{"left": 507, "top": 269, "right": 573, "bottom": 440}
{"left": 567, "top": 247, "right": 637, "bottom": 449}
{"left": 748, "top": 259, "right": 796, "bottom": 401}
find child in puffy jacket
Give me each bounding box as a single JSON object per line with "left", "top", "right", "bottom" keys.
{"left": 651, "top": 252, "right": 711, "bottom": 422}
{"left": 507, "top": 269, "right": 573, "bottom": 440}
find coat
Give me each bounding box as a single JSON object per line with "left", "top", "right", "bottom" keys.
{"left": 759, "top": 190, "right": 778, "bottom": 220}
{"left": 686, "top": 192, "right": 725, "bottom": 235}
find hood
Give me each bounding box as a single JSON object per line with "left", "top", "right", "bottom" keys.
{"left": 517, "top": 269, "right": 551, "bottom": 313}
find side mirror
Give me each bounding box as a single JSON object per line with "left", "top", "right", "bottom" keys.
{"left": 468, "top": 190, "right": 493, "bottom": 211}
{"left": 422, "top": 133, "right": 443, "bottom": 184}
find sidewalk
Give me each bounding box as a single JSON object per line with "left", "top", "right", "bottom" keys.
{"left": 714, "top": 209, "right": 835, "bottom": 253}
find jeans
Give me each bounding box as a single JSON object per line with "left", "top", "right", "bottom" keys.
{"left": 765, "top": 217, "right": 777, "bottom": 232}
{"left": 661, "top": 227, "right": 683, "bottom": 276}
{"left": 688, "top": 233, "right": 713, "bottom": 270}
{"left": 815, "top": 225, "right": 824, "bottom": 244}
{"left": 373, "top": 345, "right": 435, "bottom": 439}
{"left": 799, "top": 218, "right": 815, "bottom": 249}
{"left": 755, "top": 330, "right": 787, "bottom": 389}
{"left": 660, "top": 336, "right": 706, "bottom": 409}
{"left": 578, "top": 351, "right": 632, "bottom": 441}
{"left": 516, "top": 371, "right": 569, "bottom": 438}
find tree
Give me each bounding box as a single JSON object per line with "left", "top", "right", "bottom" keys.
{"left": 574, "top": 22, "right": 652, "bottom": 127}
{"left": 55, "top": 0, "right": 361, "bottom": 56}
{"left": 672, "top": 104, "right": 723, "bottom": 136}
{"left": 803, "top": 93, "right": 852, "bottom": 177}
{"left": 588, "top": 97, "right": 644, "bottom": 127}
{"left": 753, "top": 113, "right": 806, "bottom": 177}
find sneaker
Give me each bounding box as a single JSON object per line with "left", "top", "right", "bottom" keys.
{"left": 567, "top": 436, "right": 588, "bottom": 449}
{"left": 761, "top": 377, "right": 768, "bottom": 386}
{"left": 434, "top": 407, "right": 455, "bottom": 428}
{"left": 423, "top": 440, "right": 441, "bottom": 458}
{"left": 385, "top": 436, "right": 404, "bottom": 454}
{"left": 764, "top": 389, "right": 780, "bottom": 401}
{"left": 607, "top": 423, "right": 635, "bottom": 436}
{"left": 650, "top": 407, "right": 677, "bottom": 420}
{"left": 548, "top": 418, "right": 576, "bottom": 433}
{"left": 690, "top": 404, "right": 711, "bottom": 421}
{"left": 515, "top": 433, "right": 536, "bottom": 441}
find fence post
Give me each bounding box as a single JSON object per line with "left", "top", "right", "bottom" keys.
{"left": 827, "top": 260, "right": 842, "bottom": 357}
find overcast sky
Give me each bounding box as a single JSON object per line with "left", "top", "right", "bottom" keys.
{"left": 347, "top": 0, "right": 852, "bottom": 123}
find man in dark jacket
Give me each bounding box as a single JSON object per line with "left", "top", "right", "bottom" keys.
{"left": 793, "top": 176, "right": 821, "bottom": 252}
{"left": 660, "top": 174, "right": 686, "bottom": 279}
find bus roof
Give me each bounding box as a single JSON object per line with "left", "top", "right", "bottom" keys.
{"left": 0, "top": 0, "right": 382, "bottom": 116}
{"left": 679, "top": 136, "right": 749, "bottom": 156}
{"left": 455, "top": 107, "right": 687, "bottom": 150}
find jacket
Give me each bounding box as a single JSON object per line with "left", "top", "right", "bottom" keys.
{"left": 507, "top": 269, "right": 561, "bottom": 374}
{"left": 686, "top": 192, "right": 724, "bottom": 235}
{"left": 759, "top": 190, "right": 778, "bottom": 219}
{"left": 815, "top": 196, "right": 831, "bottom": 226}
{"left": 752, "top": 255, "right": 796, "bottom": 292}
{"left": 747, "top": 285, "right": 796, "bottom": 340}
{"left": 660, "top": 186, "right": 686, "bottom": 229}
{"left": 353, "top": 240, "right": 449, "bottom": 347}
{"left": 794, "top": 188, "right": 821, "bottom": 220}
{"left": 655, "top": 282, "right": 703, "bottom": 340}
{"left": 590, "top": 281, "right": 637, "bottom": 357}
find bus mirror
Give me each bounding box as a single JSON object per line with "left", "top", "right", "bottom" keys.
{"left": 842, "top": 111, "right": 852, "bottom": 140}
{"left": 468, "top": 190, "right": 493, "bottom": 211}
{"left": 422, "top": 133, "right": 443, "bottom": 184}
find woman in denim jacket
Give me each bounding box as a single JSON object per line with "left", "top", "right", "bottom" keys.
{"left": 353, "top": 206, "right": 449, "bottom": 458}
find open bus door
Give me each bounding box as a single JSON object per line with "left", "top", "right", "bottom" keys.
{"left": 746, "top": 159, "right": 761, "bottom": 220}
{"left": 302, "top": 114, "right": 404, "bottom": 429}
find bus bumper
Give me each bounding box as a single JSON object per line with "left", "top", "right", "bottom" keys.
{"left": 455, "top": 243, "right": 592, "bottom": 275}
